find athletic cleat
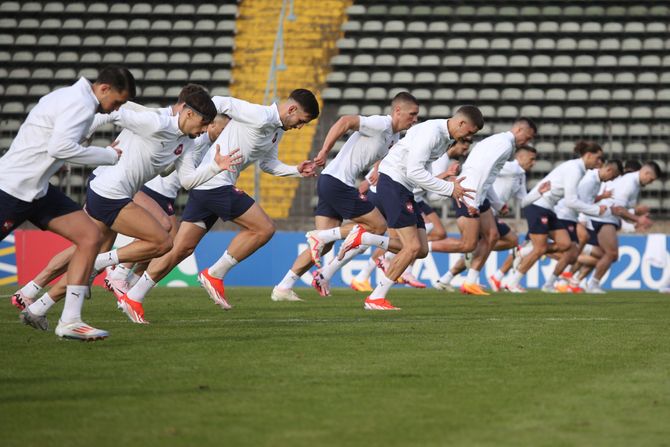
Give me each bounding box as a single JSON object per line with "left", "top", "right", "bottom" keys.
{"left": 364, "top": 297, "right": 400, "bottom": 310}
{"left": 118, "top": 294, "right": 148, "bottom": 324}
{"left": 488, "top": 275, "right": 502, "bottom": 292}
{"left": 337, "top": 224, "right": 366, "bottom": 261}
{"left": 19, "top": 308, "right": 49, "bottom": 331}
{"left": 350, "top": 278, "right": 373, "bottom": 292}
{"left": 560, "top": 271, "right": 573, "bottom": 281}
{"left": 55, "top": 320, "right": 109, "bottom": 341}
{"left": 271, "top": 286, "right": 303, "bottom": 302}
{"left": 11, "top": 291, "right": 33, "bottom": 311}
{"left": 568, "top": 284, "right": 585, "bottom": 294}
{"left": 554, "top": 283, "right": 571, "bottom": 293}
{"left": 460, "top": 282, "right": 490, "bottom": 296}
{"left": 311, "top": 270, "right": 331, "bottom": 297}
{"left": 401, "top": 271, "right": 426, "bottom": 288}
{"left": 198, "top": 269, "right": 232, "bottom": 310}
{"left": 541, "top": 283, "right": 559, "bottom": 293}
{"left": 504, "top": 283, "right": 527, "bottom": 293}
{"left": 434, "top": 280, "right": 455, "bottom": 292}
{"left": 104, "top": 276, "right": 130, "bottom": 300}
{"left": 660, "top": 287, "right": 670, "bottom": 294}
{"left": 586, "top": 284, "right": 606, "bottom": 294}
{"left": 305, "top": 230, "right": 326, "bottom": 268}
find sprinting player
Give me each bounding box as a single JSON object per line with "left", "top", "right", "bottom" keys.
{"left": 1, "top": 66, "right": 135, "bottom": 340}
{"left": 502, "top": 141, "right": 609, "bottom": 293}
{"left": 547, "top": 159, "right": 622, "bottom": 292}
{"left": 437, "top": 146, "right": 541, "bottom": 292}
{"left": 20, "top": 90, "right": 239, "bottom": 330}
{"left": 432, "top": 118, "right": 537, "bottom": 295}
{"left": 350, "top": 137, "right": 472, "bottom": 292}
{"left": 271, "top": 93, "right": 420, "bottom": 301}
{"left": 337, "top": 106, "right": 484, "bottom": 310}
{"left": 580, "top": 161, "right": 661, "bottom": 293}
{"left": 116, "top": 90, "right": 320, "bottom": 318}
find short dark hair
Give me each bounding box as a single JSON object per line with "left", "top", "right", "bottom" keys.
{"left": 516, "top": 145, "right": 537, "bottom": 154}
{"left": 391, "top": 91, "right": 419, "bottom": 106}
{"left": 289, "top": 88, "right": 319, "bottom": 119}
{"left": 177, "top": 83, "right": 208, "bottom": 103}
{"left": 454, "top": 105, "right": 484, "bottom": 130}
{"left": 624, "top": 159, "right": 642, "bottom": 172}
{"left": 606, "top": 158, "right": 624, "bottom": 174}
{"left": 514, "top": 117, "right": 538, "bottom": 134}
{"left": 574, "top": 140, "right": 602, "bottom": 156}
{"left": 644, "top": 161, "right": 662, "bottom": 178}
{"left": 183, "top": 90, "right": 217, "bottom": 124}
{"left": 96, "top": 65, "right": 136, "bottom": 99}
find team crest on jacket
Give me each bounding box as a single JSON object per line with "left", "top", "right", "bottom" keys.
{"left": 174, "top": 144, "right": 183, "bottom": 155}
{"left": 405, "top": 201, "right": 414, "bottom": 213}
{"left": 540, "top": 216, "right": 548, "bottom": 225}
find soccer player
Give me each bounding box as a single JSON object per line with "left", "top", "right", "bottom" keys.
{"left": 432, "top": 118, "right": 537, "bottom": 295}
{"left": 502, "top": 141, "right": 609, "bottom": 293}
{"left": 20, "top": 90, "right": 240, "bottom": 331}
{"left": 337, "top": 105, "right": 484, "bottom": 310}
{"left": 580, "top": 161, "right": 661, "bottom": 293}
{"left": 1, "top": 66, "right": 135, "bottom": 340}
{"left": 271, "top": 92, "right": 420, "bottom": 301}
{"left": 116, "top": 90, "right": 320, "bottom": 318}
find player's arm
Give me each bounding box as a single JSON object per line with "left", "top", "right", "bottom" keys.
{"left": 405, "top": 134, "right": 455, "bottom": 197}
{"left": 211, "top": 96, "right": 273, "bottom": 127}
{"left": 258, "top": 137, "right": 314, "bottom": 177}
{"left": 174, "top": 143, "right": 242, "bottom": 189}
{"left": 486, "top": 186, "right": 505, "bottom": 212}
{"left": 313, "top": 115, "right": 360, "bottom": 166}
{"left": 47, "top": 102, "right": 119, "bottom": 165}
{"left": 564, "top": 170, "right": 606, "bottom": 216}
{"left": 520, "top": 178, "right": 551, "bottom": 208}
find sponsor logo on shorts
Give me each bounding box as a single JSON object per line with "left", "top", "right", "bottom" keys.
{"left": 541, "top": 216, "right": 548, "bottom": 225}
{"left": 233, "top": 187, "right": 244, "bottom": 194}
{"left": 568, "top": 225, "right": 575, "bottom": 232}
{"left": 1, "top": 220, "right": 14, "bottom": 231}
{"left": 174, "top": 144, "right": 183, "bottom": 155}
{"left": 167, "top": 203, "right": 174, "bottom": 213}
{"left": 405, "top": 201, "right": 414, "bottom": 213}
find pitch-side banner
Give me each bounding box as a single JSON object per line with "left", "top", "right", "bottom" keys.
{"left": 14, "top": 231, "right": 670, "bottom": 290}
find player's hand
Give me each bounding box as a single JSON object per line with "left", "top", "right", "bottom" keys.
{"left": 313, "top": 149, "right": 328, "bottom": 167}
{"left": 635, "top": 204, "right": 651, "bottom": 215}
{"left": 499, "top": 203, "right": 510, "bottom": 216}
{"left": 368, "top": 169, "right": 379, "bottom": 185}
{"left": 637, "top": 214, "right": 653, "bottom": 230}
{"left": 467, "top": 205, "right": 479, "bottom": 216}
{"left": 358, "top": 180, "right": 370, "bottom": 194}
{"left": 298, "top": 160, "right": 317, "bottom": 177}
{"left": 600, "top": 188, "right": 614, "bottom": 199}
{"left": 451, "top": 176, "right": 475, "bottom": 207}
{"left": 445, "top": 161, "right": 460, "bottom": 177}
{"left": 214, "top": 146, "right": 243, "bottom": 172}
{"left": 539, "top": 180, "right": 551, "bottom": 194}
{"left": 109, "top": 139, "right": 122, "bottom": 161}
{"left": 598, "top": 205, "right": 608, "bottom": 216}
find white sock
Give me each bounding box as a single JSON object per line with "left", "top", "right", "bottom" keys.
{"left": 110, "top": 264, "right": 131, "bottom": 281}
{"left": 322, "top": 246, "right": 366, "bottom": 281}
{"left": 361, "top": 233, "right": 389, "bottom": 250}
{"left": 508, "top": 271, "right": 524, "bottom": 287}
{"left": 355, "top": 258, "right": 377, "bottom": 282}
{"left": 466, "top": 269, "right": 479, "bottom": 284}
{"left": 126, "top": 272, "right": 156, "bottom": 302}
{"left": 425, "top": 222, "right": 435, "bottom": 235}
{"left": 278, "top": 270, "right": 300, "bottom": 289}
{"left": 128, "top": 271, "right": 141, "bottom": 287}
{"left": 315, "top": 227, "right": 342, "bottom": 243}
{"left": 519, "top": 242, "right": 534, "bottom": 257}
{"left": 428, "top": 241, "right": 433, "bottom": 252}
{"left": 544, "top": 274, "right": 557, "bottom": 287}
{"left": 583, "top": 244, "right": 594, "bottom": 256}
{"left": 59, "top": 285, "right": 88, "bottom": 324}
{"left": 403, "top": 262, "right": 413, "bottom": 276}
{"left": 494, "top": 270, "right": 504, "bottom": 281}
{"left": 208, "top": 251, "right": 238, "bottom": 279}
{"left": 384, "top": 251, "right": 395, "bottom": 260}
{"left": 588, "top": 277, "right": 600, "bottom": 288}
{"left": 94, "top": 250, "right": 119, "bottom": 271}
{"left": 27, "top": 292, "right": 55, "bottom": 316}
{"left": 369, "top": 273, "right": 395, "bottom": 300}
{"left": 439, "top": 270, "right": 454, "bottom": 284}
{"left": 20, "top": 280, "right": 42, "bottom": 299}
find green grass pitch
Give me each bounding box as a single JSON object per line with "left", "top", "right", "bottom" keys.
{"left": 1, "top": 285, "right": 669, "bottom": 447}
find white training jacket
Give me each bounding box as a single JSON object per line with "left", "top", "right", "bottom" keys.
{"left": 0, "top": 77, "right": 119, "bottom": 201}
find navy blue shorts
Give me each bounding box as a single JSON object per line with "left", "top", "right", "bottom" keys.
{"left": 416, "top": 199, "right": 436, "bottom": 216}
{"left": 84, "top": 188, "right": 132, "bottom": 228}
{"left": 0, "top": 185, "right": 80, "bottom": 240}
{"left": 182, "top": 185, "right": 255, "bottom": 230}
{"left": 495, "top": 217, "right": 511, "bottom": 237}
{"left": 558, "top": 219, "right": 579, "bottom": 243}
{"left": 591, "top": 220, "right": 620, "bottom": 238}
{"left": 375, "top": 174, "right": 425, "bottom": 229}
{"left": 315, "top": 174, "right": 375, "bottom": 220}
{"left": 140, "top": 185, "right": 176, "bottom": 216}
{"left": 453, "top": 198, "right": 491, "bottom": 218}
{"left": 587, "top": 227, "right": 599, "bottom": 246}
{"left": 366, "top": 189, "right": 378, "bottom": 208}
{"left": 524, "top": 204, "right": 563, "bottom": 235}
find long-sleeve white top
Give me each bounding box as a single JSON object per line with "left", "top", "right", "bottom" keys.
{"left": 556, "top": 168, "right": 602, "bottom": 221}
{"left": 591, "top": 171, "right": 641, "bottom": 225}
{"left": 459, "top": 131, "right": 515, "bottom": 210}
{"left": 90, "top": 107, "right": 221, "bottom": 200}
{"left": 194, "top": 97, "right": 300, "bottom": 190}
{"left": 322, "top": 115, "right": 399, "bottom": 187}
{"left": 378, "top": 119, "right": 455, "bottom": 196}
{"left": 0, "top": 77, "right": 119, "bottom": 201}
{"left": 523, "top": 158, "right": 602, "bottom": 217}
{"left": 490, "top": 159, "right": 527, "bottom": 208}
